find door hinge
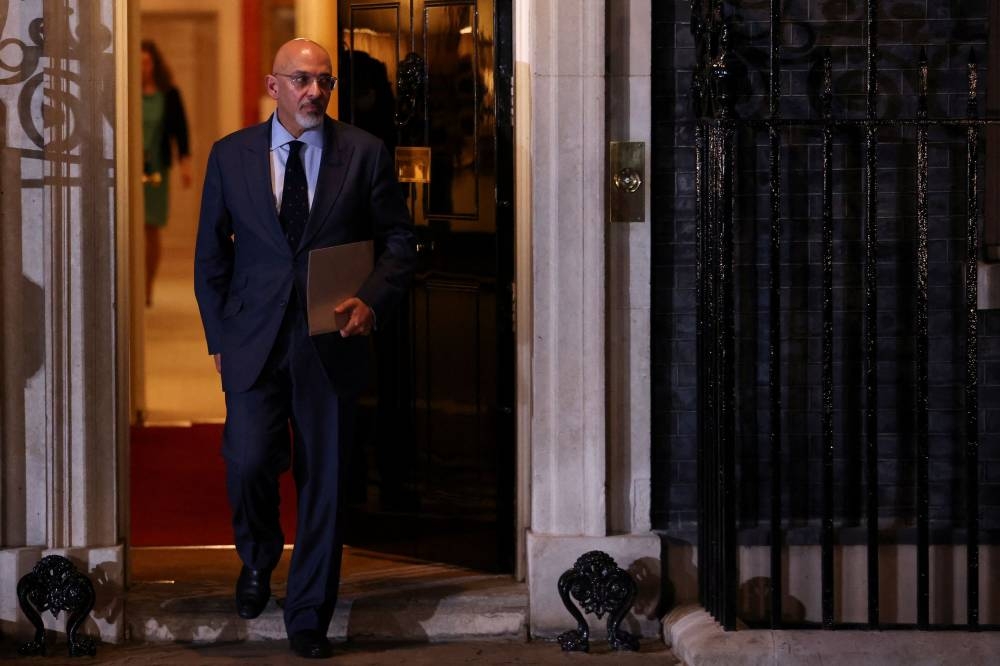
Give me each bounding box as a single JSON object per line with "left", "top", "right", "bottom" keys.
{"left": 511, "top": 281, "right": 516, "bottom": 334}
{"left": 510, "top": 73, "right": 515, "bottom": 128}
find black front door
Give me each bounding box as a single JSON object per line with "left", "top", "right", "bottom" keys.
{"left": 338, "top": 0, "right": 514, "bottom": 572}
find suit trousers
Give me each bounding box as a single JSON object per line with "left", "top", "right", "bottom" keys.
{"left": 222, "top": 298, "right": 357, "bottom": 635}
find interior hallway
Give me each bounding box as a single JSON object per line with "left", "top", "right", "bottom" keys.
{"left": 139, "top": 9, "right": 223, "bottom": 426}
{"left": 142, "top": 239, "right": 226, "bottom": 425}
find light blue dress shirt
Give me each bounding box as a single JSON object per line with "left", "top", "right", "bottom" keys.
{"left": 269, "top": 114, "right": 324, "bottom": 211}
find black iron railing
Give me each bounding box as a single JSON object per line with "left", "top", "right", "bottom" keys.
{"left": 691, "top": 0, "right": 998, "bottom": 631}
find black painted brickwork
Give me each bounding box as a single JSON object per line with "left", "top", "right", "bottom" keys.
{"left": 652, "top": 0, "right": 1000, "bottom": 541}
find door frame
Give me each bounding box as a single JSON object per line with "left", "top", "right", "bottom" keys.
{"left": 115, "top": 0, "right": 526, "bottom": 577}
{"left": 492, "top": 0, "right": 522, "bottom": 578}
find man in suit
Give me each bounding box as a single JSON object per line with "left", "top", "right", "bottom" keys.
{"left": 194, "top": 38, "right": 415, "bottom": 659}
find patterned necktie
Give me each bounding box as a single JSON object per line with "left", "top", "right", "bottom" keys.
{"left": 279, "top": 140, "right": 308, "bottom": 250}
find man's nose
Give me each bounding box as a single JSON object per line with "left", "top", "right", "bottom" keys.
{"left": 305, "top": 78, "right": 324, "bottom": 96}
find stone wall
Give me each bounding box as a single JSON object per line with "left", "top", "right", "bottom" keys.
{"left": 0, "top": 0, "right": 124, "bottom": 643}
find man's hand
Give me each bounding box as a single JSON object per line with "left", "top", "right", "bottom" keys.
{"left": 213, "top": 353, "right": 221, "bottom": 374}
{"left": 334, "top": 297, "right": 374, "bottom": 337}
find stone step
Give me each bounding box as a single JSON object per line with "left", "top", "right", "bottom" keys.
{"left": 127, "top": 575, "right": 528, "bottom": 644}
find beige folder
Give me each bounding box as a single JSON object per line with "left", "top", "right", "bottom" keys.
{"left": 306, "top": 240, "right": 374, "bottom": 335}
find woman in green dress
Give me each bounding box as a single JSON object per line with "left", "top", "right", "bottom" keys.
{"left": 141, "top": 40, "right": 191, "bottom": 305}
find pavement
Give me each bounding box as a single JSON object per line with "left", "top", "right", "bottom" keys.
{"left": 0, "top": 639, "right": 677, "bottom": 665}
{"left": 664, "top": 605, "right": 1000, "bottom": 666}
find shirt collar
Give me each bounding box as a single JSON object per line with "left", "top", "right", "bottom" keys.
{"left": 269, "top": 113, "right": 325, "bottom": 151}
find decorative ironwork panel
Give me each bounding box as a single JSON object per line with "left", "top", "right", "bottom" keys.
{"left": 17, "top": 555, "right": 97, "bottom": 657}
{"left": 556, "top": 551, "right": 639, "bottom": 653}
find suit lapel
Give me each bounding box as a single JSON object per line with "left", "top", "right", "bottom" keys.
{"left": 242, "top": 120, "right": 292, "bottom": 255}
{"left": 297, "top": 118, "right": 354, "bottom": 252}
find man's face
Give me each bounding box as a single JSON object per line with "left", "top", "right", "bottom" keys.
{"left": 266, "top": 43, "right": 332, "bottom": 137}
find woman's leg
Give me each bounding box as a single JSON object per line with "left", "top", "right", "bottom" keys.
{"left": 144, "top": 224, "right": 161, "bottom": 306}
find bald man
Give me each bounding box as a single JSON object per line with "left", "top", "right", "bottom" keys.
{"left": 195, "top": 39, "right": 415, "bottom": 659}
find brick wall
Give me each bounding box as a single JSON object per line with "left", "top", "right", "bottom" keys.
{"left": 652, "top": 0, "right": 1000, "bottom": 542}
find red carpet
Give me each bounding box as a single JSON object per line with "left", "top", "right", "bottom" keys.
{"left": 130, "top": 424, "right": 297, "bottom": 546}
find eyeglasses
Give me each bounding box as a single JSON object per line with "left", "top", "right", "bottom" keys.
{"left": 272, "top": 72, "right": 337, "bottom": 91}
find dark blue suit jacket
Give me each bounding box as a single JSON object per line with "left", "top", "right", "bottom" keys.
{"left": 194, "top": 116, "right": 415, "bottom": 395}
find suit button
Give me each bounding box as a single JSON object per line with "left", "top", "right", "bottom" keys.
{"left": 280, "top": 299, "right": 287, "bottom": 307}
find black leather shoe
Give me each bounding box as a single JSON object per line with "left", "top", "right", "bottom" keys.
{"left": 289, "top": 629, "right": 333, "bottom": 659}
{"left": 235, "top": 566, "right": 271, "bottom": 619}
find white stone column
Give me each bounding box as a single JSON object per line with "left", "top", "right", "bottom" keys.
{"left": 518, "top": 0, "right": 660, "bottom": 639}
{"left": 0, "top": 0, "right": 125, "bottom": 644}
{"left": 525, "top": 0, "right": 608, "bottom": 540}
{"left": 296, "top": 0, "right": 339, "bottom": 117}
{"left": 295, "top": 0, "right": 338, "bottom": 48}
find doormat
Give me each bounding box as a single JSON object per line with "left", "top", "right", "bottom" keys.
{"left": 130, "top": 424, "right": 298, "bottom": 546}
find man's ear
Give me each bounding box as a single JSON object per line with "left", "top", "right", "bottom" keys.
{"left": 265, "top": 75, "right": 279, "bottom": 100}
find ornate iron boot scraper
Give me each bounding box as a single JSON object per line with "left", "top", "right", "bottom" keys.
{"left": 556, "top": 550, "right": 639, "bottom": 652}
{"left": 16, "top": 554, "right": 97, "bottom": 657}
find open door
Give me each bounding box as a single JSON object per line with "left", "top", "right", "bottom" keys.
{"left": 339, "top": 0, "right": 515, "bottom": 572}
